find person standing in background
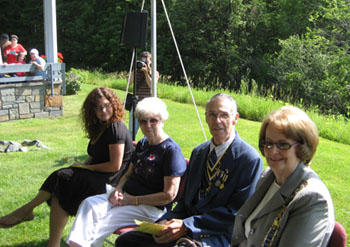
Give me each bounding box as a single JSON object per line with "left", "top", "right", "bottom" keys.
{"left": 4, "top": 34, "right": 27, "bottom": 64}
{"left": 1, "top": 33, "right": 11, "bottom": 63}
{"left": 128, "top": 51, "right": 159, "bottom": 139}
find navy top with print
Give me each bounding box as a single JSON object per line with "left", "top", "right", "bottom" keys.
{"left": 123, "top": 137, "right": 187, "bottom": 209}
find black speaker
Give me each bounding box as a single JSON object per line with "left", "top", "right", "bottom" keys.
{"left": 120, "top": 12, "right": 148, "bottom": 48}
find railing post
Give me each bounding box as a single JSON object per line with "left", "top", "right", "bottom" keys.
{"left": 49, "top": 63, "right": 54, "bottom": 97}
{"left": 61, "top": 63, "right": 66, "bottom": 95}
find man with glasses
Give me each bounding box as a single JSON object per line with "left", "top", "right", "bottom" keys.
{"left": 116, "top": 93, "right": 263, "bottom": 247}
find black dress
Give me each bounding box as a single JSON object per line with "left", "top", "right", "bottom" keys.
{"left": 40, "top": 121, "right": 134, "bottom": 215}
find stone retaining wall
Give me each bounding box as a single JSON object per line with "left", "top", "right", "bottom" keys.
{"left": 0, "top": 81, "right": 63, "bottom": 122}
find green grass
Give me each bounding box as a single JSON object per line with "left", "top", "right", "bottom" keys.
{"left": 0, "top": 83, "right": 349, "bottom": 246}
{"left": 71, "top": 69, "right": 350, "bottom": 145}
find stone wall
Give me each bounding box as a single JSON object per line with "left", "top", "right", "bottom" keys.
{"left": 0, "top": 81, "right": 63, "bottom": 122}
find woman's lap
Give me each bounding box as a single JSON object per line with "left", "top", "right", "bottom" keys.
{"left": 40, "top": 167, "right": 112, "bottom": 215}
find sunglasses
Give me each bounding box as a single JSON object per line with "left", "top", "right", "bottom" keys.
{"left": 139, "top": 118, "right": 160, "bottom": 125}
{"left": 262, "top": 141, "right": 299, "bottom": 150}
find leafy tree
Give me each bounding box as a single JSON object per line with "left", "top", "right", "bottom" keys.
{"left": 56, "top": 0, "right": 143, "bottom": 71}
{"left": 310, "top": 0, "right": 350, "bottom": 49}
{"left": 0, "top": 0, "right": 44, "bottom": 60}
{"left": 235, "top": 0, "right": 331, "bottom": 89}
{"left": 273, "top": 34, "right": 350, "bottom": 115}
{"left": 272, "top": 0, "right": 350, "bottom": 115}
{"left": 1, "top": 0, "right": 350, "bottom": 116}
{"left": 157, "top": 0, "right": 245, "bottom": 90}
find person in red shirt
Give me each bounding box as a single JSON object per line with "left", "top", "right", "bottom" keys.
{"left": 4, "top": 34, "right": 27, "bottom": 64}
{"left": 15, "top": 53, "right": 27, "bottom": 77}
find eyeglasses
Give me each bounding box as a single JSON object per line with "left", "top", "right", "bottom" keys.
{"left": 95, "top": 103, "right": 111, "bottom": 112}
{"left": 206, "top": 111, "right": 233, "bottom": 120}
{"left": 262, "top": 141, "right": 299, "bottom": 150}
{"left": 139, "top": 118, "right": 160, "bottom": 125}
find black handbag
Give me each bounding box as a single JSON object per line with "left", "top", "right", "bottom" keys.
{"left": 125, "top": 93, "right": 138, "bottom": 111}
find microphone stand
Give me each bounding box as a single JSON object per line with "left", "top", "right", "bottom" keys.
{"left": 132, "top": 47, "right": 137, "bottom": 141}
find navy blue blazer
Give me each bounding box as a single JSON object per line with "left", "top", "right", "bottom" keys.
{"left": 160, "top": 132, "right": 263, "bottom": 247}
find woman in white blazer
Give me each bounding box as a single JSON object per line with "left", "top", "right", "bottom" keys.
{"left": 231, "top": 106, "right": 334, "bottom": 247}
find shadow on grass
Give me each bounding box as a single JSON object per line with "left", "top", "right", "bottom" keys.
{"left": 53, "top": 154, "right": 88, "bottom": 167}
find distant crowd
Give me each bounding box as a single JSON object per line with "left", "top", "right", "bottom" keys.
{"left": 0, "top": 33, "right": 46, "bottom": 77}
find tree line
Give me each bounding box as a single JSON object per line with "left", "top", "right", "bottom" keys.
{"left": 1, "top": 0, "right": 349, "bottom": 116}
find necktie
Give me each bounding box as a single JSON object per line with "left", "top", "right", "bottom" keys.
{"left": 207, "top": 149, "right": 217, "bottom": 180}
{"left": 199, "top": 149, "right": 218, "bottom": 200}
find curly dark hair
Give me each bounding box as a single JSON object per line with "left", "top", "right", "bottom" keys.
{"left": 81, "top": 87, "right": 125, "bottom": 140}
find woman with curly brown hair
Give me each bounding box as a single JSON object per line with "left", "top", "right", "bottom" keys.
{"left": 0, "top": 87, "right": 134, "bottom": 247}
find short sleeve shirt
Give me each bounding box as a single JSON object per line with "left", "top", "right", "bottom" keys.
{"left": 123, "top": 137, "right": 187, "bottom": 209}
{"left": 5, "top": 44, "right": 26, "bottom": 64}
{"left": 87, "top": 121, "right": 134, "bottom": 169}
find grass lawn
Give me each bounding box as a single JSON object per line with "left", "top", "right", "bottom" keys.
{"left": 0, "top": 83, "right": 349, "bottom": 246}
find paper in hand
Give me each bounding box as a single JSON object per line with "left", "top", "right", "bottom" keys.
{"left": 134, "top": 219, "right": 166, "bottom": 235}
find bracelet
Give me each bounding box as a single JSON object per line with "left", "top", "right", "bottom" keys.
{"left": 135, "top": 196, "right": 139, "bottom": 205}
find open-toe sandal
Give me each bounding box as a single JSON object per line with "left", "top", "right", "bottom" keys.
{"left": 0, "top": 212, "right": 34, "bottom": 228}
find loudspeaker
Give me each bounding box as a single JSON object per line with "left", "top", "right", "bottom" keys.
{"left": 120, "top": 12, "right": 148, "bottom": 48}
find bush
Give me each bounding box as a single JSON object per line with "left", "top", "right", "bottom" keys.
{"left": 65, "top": 70, "right": 82, "bottom": 95}
{"left": 273, "top": 34, "right": 350, "bottom": 116}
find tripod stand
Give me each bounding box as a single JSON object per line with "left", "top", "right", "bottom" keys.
{"left": 124, "top": 0, "right": 207, "bottom": 141}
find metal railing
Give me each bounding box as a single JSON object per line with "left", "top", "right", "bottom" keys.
{"left": 0, "top": 63, "right": 66, "bottom": 95}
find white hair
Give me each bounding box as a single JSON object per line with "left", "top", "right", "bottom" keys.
{"left": 30, "top": 48, "right": 39, "bottom": 56}
{"left": 134, "top": 97, "right": 169, "bottom": 121}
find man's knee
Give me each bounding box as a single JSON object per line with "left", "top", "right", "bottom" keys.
{"left": 115, "top": 231, "right": 154, "bottom": 247}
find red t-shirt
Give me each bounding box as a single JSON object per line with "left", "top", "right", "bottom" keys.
{"left": 4, "top": 44, "right": 26, "bottom": 64}
{"left": 15, "top": 61, "right": 26, "bottom": 76}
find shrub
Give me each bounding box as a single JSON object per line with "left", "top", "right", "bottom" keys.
{"left": 65, "top": 70, "right": 82, "bottom": 95}
{"left": 273, "top": 34, "right": 350, "bottom": 116}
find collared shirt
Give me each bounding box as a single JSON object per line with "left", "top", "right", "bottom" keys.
{"left": 209, "top": 133, "right": 235, "bottom": 159}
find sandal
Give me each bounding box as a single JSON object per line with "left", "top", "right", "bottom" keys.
{"left": 0, "top": 212, "right": 34, "bottom": 228}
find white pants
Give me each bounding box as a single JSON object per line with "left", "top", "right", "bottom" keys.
{"left": 66, "top": 192, "right": 166, "bottom": 247}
